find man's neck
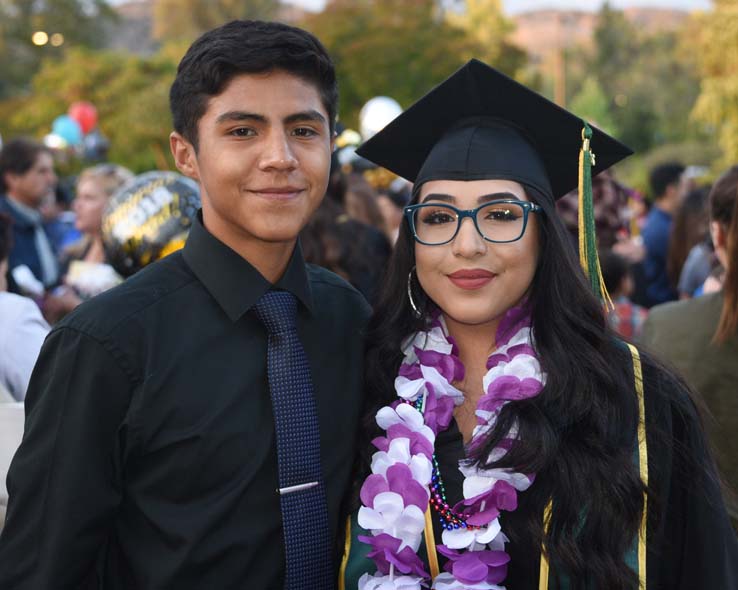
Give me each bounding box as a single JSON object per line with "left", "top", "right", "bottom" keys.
{"left": 6, "top": 192, "right": 37, "bottom": 212}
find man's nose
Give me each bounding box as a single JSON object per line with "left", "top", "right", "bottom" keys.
{"left": 258, "top": 132, "right": 298, "bottom": 171}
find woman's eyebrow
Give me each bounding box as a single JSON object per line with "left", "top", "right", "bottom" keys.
{"left": 420, "top": 193, "right": 455, "bottom": 204}
{"left": 477, "top": 192, "right": 520, "bottom": 204}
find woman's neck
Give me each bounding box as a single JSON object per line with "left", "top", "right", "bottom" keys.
{"left": 83, "top": 235, "right": 106, "bottom": 264}
{"left": 443, "top": 314, "right": 500, "bottom": 442}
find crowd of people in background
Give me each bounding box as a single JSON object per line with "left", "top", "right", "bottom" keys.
{"left": 1, "top": 127, "right": 737, "bottom": 530}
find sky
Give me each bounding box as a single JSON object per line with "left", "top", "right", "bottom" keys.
{"left": 293, "top": 0, "right": 712, "bottom": 13}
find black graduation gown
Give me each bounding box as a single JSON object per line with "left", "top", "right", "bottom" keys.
{"left": 341, "top": 353, "right": 738, "bottom": 589}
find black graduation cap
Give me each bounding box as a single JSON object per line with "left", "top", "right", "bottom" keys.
{"left": 355, "top": 59, "right": 633, "bottom": 202}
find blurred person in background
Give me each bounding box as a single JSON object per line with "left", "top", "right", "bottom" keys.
{"left": 43, "top": 163, "right": 133, "bottom": 323}
{"left": 643, "top": 165, "right": 738, "bottom": 523}
{"left": 557, "top": 168, "right": 632, "bottom": 250}
{"left": 375, "top": 176, "right": 411, "bottom": 245}
{"left": 0, "top": 138, "right": 59, "bottom": 294}
{"left": 641, "top": 161, "right": 685, "bottom": 306}
{"left": 301, "top": 162, "right": 391, "bottom": 305}
{"left": 344, "top": 173, "right": 387, "bottom": 233}
{"left": 0, "top": 213, "right": 49, "bottom": 401}
{"left": 667, "top": 186, "right": 713, "bottom": 299}
{"left": 601, "top": 249, "right": 649, "bottom": 341}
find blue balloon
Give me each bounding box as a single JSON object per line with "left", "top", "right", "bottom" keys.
{"left": 52, "top": 115, "right": 83, "bottom": 145}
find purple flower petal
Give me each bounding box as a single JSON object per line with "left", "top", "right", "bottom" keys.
{"left": 423, "top": 388, "right": 456, "bottom": 434}
{"left": 387, "top": 423, "right": 434, "bottom": 459}
{"left": 360, "top": 473, "right": 389, "bottom": 507}
{"left": 495, "top": 304, "right": 532, "bottom": 347}
{"left": 386, "top": 463, "right": 429, "bottom": 509}
{"left": 399, "top": 363, "right": 423, "bottom": 380}
{"left": 359, "top": 534, "right": 429, "bottom": 578}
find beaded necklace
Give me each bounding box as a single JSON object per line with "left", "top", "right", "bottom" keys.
{"left": 358, "top": 305, "right": 546, "bottom": 590}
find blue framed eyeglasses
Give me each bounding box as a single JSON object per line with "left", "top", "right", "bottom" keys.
{"left": 404, "top": 199, "right": 542, "bottom": 246}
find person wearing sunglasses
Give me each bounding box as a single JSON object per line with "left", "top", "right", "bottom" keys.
{"left": 338, "top": 60, "right": 738, "bottom": 590}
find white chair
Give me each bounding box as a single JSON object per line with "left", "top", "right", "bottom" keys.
{"left": 0, "top": 396, "right": 25, "bottom": 530}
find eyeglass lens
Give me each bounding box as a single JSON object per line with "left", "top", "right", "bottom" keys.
{"left": 413, "top": 202, "right": 527, "bottom": 244}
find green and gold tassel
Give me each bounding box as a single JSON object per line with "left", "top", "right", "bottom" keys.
{"left": 578, "top": 123, "right": 613, "bottom": 309}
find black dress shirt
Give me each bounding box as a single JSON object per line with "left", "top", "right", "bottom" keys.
{"left": 0, "top": 214, "right": 371, "bottom": 589}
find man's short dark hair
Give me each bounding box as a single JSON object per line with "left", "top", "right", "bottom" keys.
{"left": 170, "top": 20, "right": 338, "bottom": 150}
{"left": 0, "top": 137, "right": 51, "bottom": 193}
{"left": 649, "top": 161, "right": 685, "bottom": 201}
{"left": 0, "top": 213, "right": 12, "bottom": 263}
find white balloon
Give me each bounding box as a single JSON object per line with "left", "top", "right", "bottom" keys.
{"left": 359, "top": 96, "right": 403, "bottom": 141}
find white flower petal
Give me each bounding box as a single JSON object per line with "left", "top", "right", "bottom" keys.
{"left": 358, "top": 506, "right": 386, "bottom": 531}
{"left": 395, "top": 376, "right": 426, "bottom": 401}
{"left": 441, "top": 526, "right": 476, "bottom": 549}
{"left": 409, "top": 454, "right": 433, "bottom": 485}
{"left": 476, "top": 518, "right": 502, "bottom": 544}
{"left": 374, "top": 491, "right": 405, "bottom": 519}
{"left": 359, "top": 573, "right": 424, "bottom": 590}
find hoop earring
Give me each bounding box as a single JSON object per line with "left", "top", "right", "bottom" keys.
{"left": 407, "top": 266, "right": 423, "bottom": 319}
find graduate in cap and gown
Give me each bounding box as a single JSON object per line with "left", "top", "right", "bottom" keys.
{"left": 338, "top": 59, "right": 738, "bottom": 590}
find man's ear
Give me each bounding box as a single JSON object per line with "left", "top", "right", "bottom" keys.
{"left": 170, "top": 132, "right": 199, "bottom": 181}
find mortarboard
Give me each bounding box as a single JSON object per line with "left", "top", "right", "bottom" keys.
{"left": 356, "top": 58, "right": 635, "bottom": 303}
{"left": 355, "top": 58, "right": 632, "bottom": 203}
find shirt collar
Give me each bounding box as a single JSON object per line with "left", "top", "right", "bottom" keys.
{"left": 183, "top": 212, "right": 314, "bottom": 322}
{"left": 4, "top": 196, "right": 42, "bottom": 227}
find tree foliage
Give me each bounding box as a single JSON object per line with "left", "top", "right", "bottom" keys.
{"left": 153, "top": 0, "right": 279, "bottom": 43}
{"left": 443, "top": 0, "right": 526, "bottom": 73}
{"left": 575, "top": 2, "right": 703, "bottom": 154}
{"left": 300, "top": 0, "right": 524, "bottom": 130}
{"left": 0, "top": 0, "right": 115, "bottom": 98}
{"left": 691, "top": 0, "right": 738, "bottom": 167}
{"left": 0, "top": 47, "right": 178, "bottom": 173}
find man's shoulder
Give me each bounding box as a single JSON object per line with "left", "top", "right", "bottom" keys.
{"left": 306, "top": 264, "right": 371, "bottom": 315}
{"left": 648, "top": 293, "right": 721, "bottom": 326}
{"left": 57, "top": 252, "right": 197, "bottom": 340}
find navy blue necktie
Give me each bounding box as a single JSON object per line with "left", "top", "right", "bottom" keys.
{"left": 253, "top": 290, "right": 333, "bottom": 590}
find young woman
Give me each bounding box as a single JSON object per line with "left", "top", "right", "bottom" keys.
{"left": 42, "top": 163, "right": 132, "bottom": 322}
{"left": 339, "top": 60, "right": 738, "bottom": 590}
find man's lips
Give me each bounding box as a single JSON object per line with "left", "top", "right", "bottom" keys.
{"left": 447, "top": 269, "right": 496, "bottom": 290}
{"left": 249, "top": 187, "right": 305, "bottom": 199}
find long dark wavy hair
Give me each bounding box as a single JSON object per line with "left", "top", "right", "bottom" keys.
{"left": 360, "top": 185, "right": 652, "bottom": 589}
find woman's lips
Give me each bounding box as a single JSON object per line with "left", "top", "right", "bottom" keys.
{"left": 447, "top": 269, "right": 496, "bottom": 290}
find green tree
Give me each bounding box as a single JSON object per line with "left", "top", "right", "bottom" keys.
{"left": 0, "top": 47, "right": 178, "bottom": 173}
{"left": 0, "top": 0, "right": 115, "bottom": 98}
{"left": 569, "top": 76, "right": 618, "bottom": 135}
{"left": 585, "top": 3, "right": 702, "bottom": 153}
{"left": 301, "top": 0, "right": 523, "bottom": 130}
{"left": 691, "top": 0, "right": 738, "bottom": 166}
{"left": 153, "top": 0, "right": 279, "bottom": 43}
{"left": 443, "top": 0, "right": 526, "bottom": 74}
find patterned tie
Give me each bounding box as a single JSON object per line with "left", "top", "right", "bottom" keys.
{"left": 252, "top": 290, "right": 333, "bottom": 590}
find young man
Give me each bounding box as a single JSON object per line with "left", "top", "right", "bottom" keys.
{"left": 0, "top": 138, "right": 59, "bottom": 292}
{"left": 0, "top": 20, "right": 370, "bottom": 589}
{"left": 641, "top": 161, "right": 685, "bottom": 306}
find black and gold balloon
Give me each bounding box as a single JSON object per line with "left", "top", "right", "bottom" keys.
{"left": 102, "top": 171, "right": 200, "bottom": 277}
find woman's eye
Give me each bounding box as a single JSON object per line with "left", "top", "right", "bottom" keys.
{"left": 486, "top": 208, "right": 519, "bottom": 222}
{"left": 421, "top": 210, "right": 456, "bottom": 224}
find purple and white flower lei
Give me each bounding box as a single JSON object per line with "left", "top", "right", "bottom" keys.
{"left": 358, "top": 304, "right": 546, "bottom": 590}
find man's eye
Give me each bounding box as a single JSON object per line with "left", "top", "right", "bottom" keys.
{"left": 293, "top": 127, "right": 318, "bottom": 137}
{"left": 230, "top": 127, "right": 255, "bottom": 137}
